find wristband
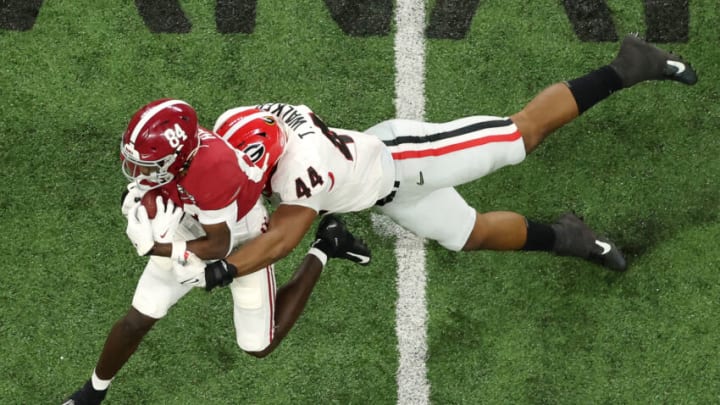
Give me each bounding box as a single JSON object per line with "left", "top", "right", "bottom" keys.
{"left": 308, "top": 247, "right": 328, "bottom": 266}
{"left": 171, "top": 240, "right": 188, "bottom": 261}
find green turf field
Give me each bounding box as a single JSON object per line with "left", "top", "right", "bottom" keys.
{"left": 2, "top": 0, "right": 720, "bottom": 403}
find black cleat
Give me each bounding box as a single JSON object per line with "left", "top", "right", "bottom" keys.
{"left": 551, "top": 213, "right": 627, "bottom": 272}
{"left": 610, "top": 34, "right": 697, "bottom": 87}
{"left": 61, "top": 381, "right": 107, "bottom": 405}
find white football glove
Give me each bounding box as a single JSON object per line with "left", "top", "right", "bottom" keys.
{"left": 121, "top": 183, "right": 145, "bottom": 219}
{"left": 151, "top": 196, "right": 183, "bottom": 244}
{"left": 126, "top": 203, "right": 154, "bottom": 256}
{"left": 172, "top": 251, "right": 207, "bottom": 288}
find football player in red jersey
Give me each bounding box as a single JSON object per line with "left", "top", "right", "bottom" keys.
{"left": 63, "top": 99, "right": 370, "bottom": 405}
{"left": 191, "top": 35, "right": 697, "bottom": 284}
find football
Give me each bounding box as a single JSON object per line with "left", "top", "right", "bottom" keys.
{"left": 140, "top": 188, "right": 164, "bottom": 219}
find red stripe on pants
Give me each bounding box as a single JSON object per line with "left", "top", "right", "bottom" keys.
{"left": 391, "top": 131, "right": 521, "bottom": 160}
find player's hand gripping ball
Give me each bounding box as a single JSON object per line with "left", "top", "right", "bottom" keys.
{"left": 143, "top": 190, "right": 183, "bottom": 244}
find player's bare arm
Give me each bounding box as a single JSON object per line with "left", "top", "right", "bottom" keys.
{"left": 149, "top": 222, "right": 231, "bottom": 260}
{"left": 225, "top": 204, "right": 317, "bottom": 277}
{"left": 124, "top": 193, "right": 235, "bottom": 260}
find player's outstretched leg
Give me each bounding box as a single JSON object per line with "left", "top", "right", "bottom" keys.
{"left": 550, "top": 213, "right": 627, "bottom": 271}
{"left": 513, "top": 34, "right": 698, "bottom": 154}
{"left": 609, "top": 34, "right": 698, "bottom": 87}
{"left": 62, "top": 308, "right": 157, "bottom": 405}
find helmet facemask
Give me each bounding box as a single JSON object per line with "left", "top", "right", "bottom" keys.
{"left": 121, "top": 141, "right": 179, "bottom": 191}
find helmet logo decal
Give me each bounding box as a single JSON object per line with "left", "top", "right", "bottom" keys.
{"left": 123, "top": 142, "right": 140, "bottom": 159}
{"left": 243, "top": 142, "right": 266, "bottom": 163}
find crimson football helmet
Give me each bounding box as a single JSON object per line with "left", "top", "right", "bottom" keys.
{"left": 213, "top": 107, "right": 287, "bottom": 171}
{"left": 121, "top": 99, "right": 200, "bottom": 190}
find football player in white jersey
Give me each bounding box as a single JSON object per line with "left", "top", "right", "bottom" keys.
{"left": 192, "top": 35, "right": 697, "bottom": 283}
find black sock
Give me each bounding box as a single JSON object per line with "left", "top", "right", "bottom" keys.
{"left": 564, "top": 65, "right": 623, "bottom": 115}
{"left": 522, "top": 219, "right": 556, "bottom": 252}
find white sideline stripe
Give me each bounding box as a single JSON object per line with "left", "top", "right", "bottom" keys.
{"left": 371, "top": 214, "right": 429, "bottom": 405}
{"left": 379, "top": 1, "right": 430, "bottom": 404}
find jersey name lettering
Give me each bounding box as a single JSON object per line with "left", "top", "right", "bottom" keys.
{"left": 258, "top": 103, "right": 308, "bottom": 131}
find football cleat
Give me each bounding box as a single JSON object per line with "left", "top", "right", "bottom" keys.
{"left": 61, "top": 381, "right": 107, "bottom": 405}
{"left": 610, "top": 34, "right": 697, "bottom": 87}
{"left": 551, "top": 213, "right": 627, "bottom": 272}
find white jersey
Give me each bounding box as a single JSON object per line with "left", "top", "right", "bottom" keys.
{"left": 217, "top": 103, "right": 526, "bottom": 252}
{"left": 256, "top": 103, "right": 395, "bottom": 214}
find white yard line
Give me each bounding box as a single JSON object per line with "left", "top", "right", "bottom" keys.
{"left": 394, "top": 0, "right": 426, "bottom": 120}
{"left": 371, "top": 215, "right": 429, "bottom": 404}
{"left": 371, "top": 0, "right": 430, "bottom": 404}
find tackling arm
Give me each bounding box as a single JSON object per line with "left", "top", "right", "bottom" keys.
{"left": 192, "top": 213, "right": 372, "bottom": 291}
{"left": 226, "top": 204, "right": 317, "bottom": 277}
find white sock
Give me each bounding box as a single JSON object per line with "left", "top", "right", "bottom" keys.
{"left": 91, "top": 369, "right": 113, "bottom": 391}
{"left": 308, "top": 247, "right": 328, "bottom": 266}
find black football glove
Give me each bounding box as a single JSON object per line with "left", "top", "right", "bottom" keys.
{"left": 204, "top": 259, "right": 238, "bottom": 291}
{"left": 311, "top": 215, "right": 371, "bottom": 265}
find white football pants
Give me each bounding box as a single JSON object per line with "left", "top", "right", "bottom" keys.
{"left": 366, "top": 115, "right": 527, "bottom": 251}
{"left": 131, "top": 200, "right": 277, "bottom": 352}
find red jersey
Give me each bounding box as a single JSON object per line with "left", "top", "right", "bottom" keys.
{"left": 157, "top": 128, "right": 267, "bottom": 226}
